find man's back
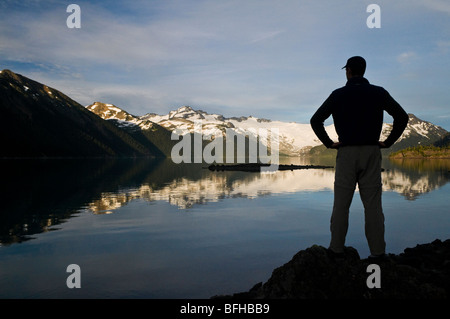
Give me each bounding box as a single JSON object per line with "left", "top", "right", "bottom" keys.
{"left": 310, "top": 76, "right": 408, "bottom": 149}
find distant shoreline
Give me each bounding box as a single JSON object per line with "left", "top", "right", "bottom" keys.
{"left": 389, "top": 146, "right": 450, "bottom": 159}
{"left": 206, "top": 163, "right": 334, "bottom": 172}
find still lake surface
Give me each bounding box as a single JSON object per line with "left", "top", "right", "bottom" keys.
{"left": 0, "top": 156, "right": 449, "bottom": 298}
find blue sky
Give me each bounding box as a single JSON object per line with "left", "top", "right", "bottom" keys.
{"left": 1, "top": 0, "right": 450, "bottom": 129}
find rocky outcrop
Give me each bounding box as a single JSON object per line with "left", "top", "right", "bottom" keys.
{"left": 215, "top": 239, "right": 450, "bottom": 299}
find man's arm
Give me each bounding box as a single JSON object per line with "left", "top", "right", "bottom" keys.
{"left": 381, "top": 90, "right": 409, "bottom": 148}
{"left": 310, "top": 95, "right": 336, "bottom": 149}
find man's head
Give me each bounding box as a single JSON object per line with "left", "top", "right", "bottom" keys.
{"left": 342, "top": 56, "right": 366, "bottom": 79}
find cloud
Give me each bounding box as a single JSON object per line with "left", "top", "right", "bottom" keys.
{"left": 436, "top": 41, "right": 450, "bottom": 54}
{"left": 250, "top": 30, "right": 285, "bottom": 44}
{"left": 397, "top": 52, "right": 418, "bottom": 64}
{"left": 0, "top": 2, "right": 218, "bottom": 73}
{"left": 415, "top": 0, "right": 450, "bottom": 15}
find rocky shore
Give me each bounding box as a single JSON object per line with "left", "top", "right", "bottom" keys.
{"left": 214, "top": 239, "right": 450, "bottom": 299}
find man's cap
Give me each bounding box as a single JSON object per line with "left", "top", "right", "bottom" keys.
{"left": 342, "top": 56, "right": 366, "bottom": 74}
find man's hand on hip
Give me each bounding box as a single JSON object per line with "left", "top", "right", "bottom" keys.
{"left": 331, "top": 142, "right": 342, "bottom": 149}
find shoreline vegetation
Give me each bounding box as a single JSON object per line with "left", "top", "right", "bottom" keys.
{"left": 390, "top": 145, "right": 450, "bottom": 159}
{"left": 390, "top": 133, "right": 450, "bottom": 159}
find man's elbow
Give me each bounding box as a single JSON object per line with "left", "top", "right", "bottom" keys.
{"left": 399, "top": 112, "right": 409, "bottom": 128}
{"left": 403, "top": 112, "right": 410, "bottom": 123}
{"left": 310, "top": 115, "right": 322, "bottom": 127}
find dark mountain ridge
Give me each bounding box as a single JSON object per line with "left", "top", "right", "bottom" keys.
{"left": 0, "top": 69, "right": 163, "bottom": 158}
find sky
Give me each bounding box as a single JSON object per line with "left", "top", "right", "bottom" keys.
{"left": 1, "top": 0, "right": 450, "bottom": 129}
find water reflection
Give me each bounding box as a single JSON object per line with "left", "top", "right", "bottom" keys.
{"left": 86, "top": 168, "right": 336, "bottom": 213}
{"left": 386, "top": 158, "right": 450, "bottom": 200}
{"left": 1, "top": 157, "right": 449, "bottom": 245}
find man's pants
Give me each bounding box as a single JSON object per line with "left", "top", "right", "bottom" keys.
{"left": 329, "top": 145, "right": 386, "bottom": 255}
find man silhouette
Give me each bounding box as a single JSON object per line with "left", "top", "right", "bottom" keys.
{"left": 310, "top": 56, "right": 409, "bottom": 258}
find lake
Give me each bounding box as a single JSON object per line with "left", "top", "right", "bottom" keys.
{"left": 0, "top": 156, "right": 449, "bottom": 298}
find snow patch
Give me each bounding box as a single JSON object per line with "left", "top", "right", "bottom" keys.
{"left": 411, "top": 123, "right": 430, "bottom": 138}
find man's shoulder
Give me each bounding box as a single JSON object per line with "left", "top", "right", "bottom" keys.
{"left": 332, "top": 82, "right": 388, "bottom": 95}
{"left": 330, "top": 85, "right": 347, "bottom": 96}
{"left": 367, "top": 83, "right": 387, "bottom": 92}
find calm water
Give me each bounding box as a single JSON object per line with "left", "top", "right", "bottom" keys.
{"left": 0, "top": 157, "right": 449, "bottom": 298}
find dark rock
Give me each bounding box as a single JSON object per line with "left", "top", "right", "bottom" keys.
{"left": 213, "top": 239, "right": 450, "bottom": 299}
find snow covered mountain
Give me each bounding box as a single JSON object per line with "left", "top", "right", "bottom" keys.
{"left": 86, "top": 102, "right": 156, "bottom": 130}
{"left": 389, "top": 113, "right": 448, "bottom": 149}
{"left": 141, "top": 106, "right": 335, "bottom": 156}
{"left": 87, "top": 103, "right": 448, "bottom": 157}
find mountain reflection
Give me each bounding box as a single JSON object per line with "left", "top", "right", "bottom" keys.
{"left": 86, "top": 168, "right": 337, "bottom": 212}
{"left": 1, "top": 157, "right": 449, "bottom": 245}
{"left": 386, "top": 158, "right": 450, "bottom": 200}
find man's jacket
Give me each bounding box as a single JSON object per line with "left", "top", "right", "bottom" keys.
{"left": 310, "top": 77, "right": 409, "bottom": 148}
